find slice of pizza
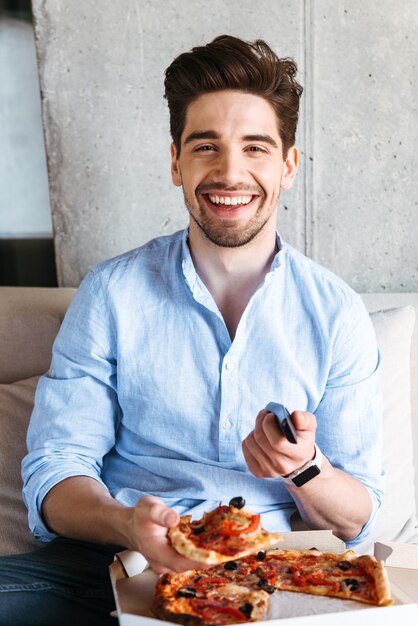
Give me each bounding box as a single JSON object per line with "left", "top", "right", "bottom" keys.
{"left": 153, "top": 568, "right": 269, "bottom": 625}
{"left": 256, "top": 548, "right": 393, "bottom": 606}
{"left": 168, "top": 498, "right": 283, "bottom": 564}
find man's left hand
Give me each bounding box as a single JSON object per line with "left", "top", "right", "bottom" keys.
{"left": 242, "top": 409, "right": 317, "bottom": 478}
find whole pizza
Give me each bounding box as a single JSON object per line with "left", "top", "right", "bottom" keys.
{"left": 154, "top": 498, "right": 393, "bottom": 625}
{"left": 154, "top": 547, "right": 392, "bottom": 625}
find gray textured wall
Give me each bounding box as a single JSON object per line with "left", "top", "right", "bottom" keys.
{"left": 32, "top": 0, "right": 418, "bottom": 289}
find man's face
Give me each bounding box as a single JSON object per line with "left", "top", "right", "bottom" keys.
{"left": 171, "top": 90, "right": 298, "bottom": 248}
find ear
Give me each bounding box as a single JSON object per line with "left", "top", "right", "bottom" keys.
{"left": 280, "top": 146, "right": 299, "bottom": 190}
{"left": 171, "top": 143, "right": 182, "bottom": 187}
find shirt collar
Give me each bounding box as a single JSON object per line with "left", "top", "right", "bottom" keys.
{"left": 181, "top": 229, "right": 219, "bottom": 312}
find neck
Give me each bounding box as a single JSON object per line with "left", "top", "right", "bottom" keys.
{"left": 188, "top": 220, "right": 278, "bottom": 287}
{"left": 187, "top": 221, "right": 278, "bottom": 340}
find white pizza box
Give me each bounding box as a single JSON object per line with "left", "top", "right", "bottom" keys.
{"left": 109, "top": 530, "right": 418, "bottom": 626}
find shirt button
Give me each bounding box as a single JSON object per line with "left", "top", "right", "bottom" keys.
{"left": 222, "top": 420, "right": 232, "bottom": 430}
{"left": 225, "top": 360, "right": 235, "bottom": 371}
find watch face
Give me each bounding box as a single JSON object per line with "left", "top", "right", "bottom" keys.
{"left": 292, "top": 464, "right": 321, "bottom": 487}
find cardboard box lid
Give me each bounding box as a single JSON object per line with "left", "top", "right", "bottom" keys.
{"left": 374, "top": 541, "right": 418, "bottom": 603}
{"left": 374, "top": 541, "right": 418, "bottom": 569}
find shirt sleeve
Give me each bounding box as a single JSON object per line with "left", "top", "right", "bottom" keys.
{"left": 314, "top": 293, "right": 384, "bottom": 547}
{"left": 22, "top": 268, "right": 119, "bottom": 541}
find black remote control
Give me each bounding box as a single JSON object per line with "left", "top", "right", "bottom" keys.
{"left": 265, "top": 402, "right": 298, "bottom": 444}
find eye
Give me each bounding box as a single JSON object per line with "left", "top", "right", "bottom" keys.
{"left": 246, "top": 145, "right": 267, "bottom": 153}
{"left": 194, "top": 144, "right": 216, "bottom": 152}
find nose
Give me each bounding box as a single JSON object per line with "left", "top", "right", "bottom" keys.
{"left": 212, "top": 148, "right": 245, "bottom": 186}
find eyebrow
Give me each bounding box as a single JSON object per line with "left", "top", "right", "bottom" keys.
{"left": 243, "top": 134, "right": 279, "bottom": 148}
{"left": 183, "top": 131, "right": 279, "bottom": 149}
{"left": 184, "top": 131, "right": 220, "bottom": 145}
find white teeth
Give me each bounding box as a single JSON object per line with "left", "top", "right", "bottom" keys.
{"left": 208, "top": 195, "right": 252, "bottom": 206}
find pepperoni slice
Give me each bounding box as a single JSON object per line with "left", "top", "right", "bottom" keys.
{"left": 220, "top": 514, "right": 260, "bottom": 537}
{"left": 194, "top": 576, "right": 229, "bottom": 590}
{"left": 191, "top": 599, "right": 247, "bottom": 622}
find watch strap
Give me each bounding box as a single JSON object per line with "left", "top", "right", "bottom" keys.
{"left": 282, "top": 443, "right": 322, "bottom": 487}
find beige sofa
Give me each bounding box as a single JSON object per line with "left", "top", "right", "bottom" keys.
{"left": 1, "top": 287, "right": 417, "bottom": 556}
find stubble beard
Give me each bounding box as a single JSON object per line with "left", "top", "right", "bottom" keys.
{"left": 183, "top": 191, "right": 278, "bottom": 249}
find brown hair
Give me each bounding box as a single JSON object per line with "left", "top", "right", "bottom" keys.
{"left": 164, "top": 35, "right": 303, "bottom": 158}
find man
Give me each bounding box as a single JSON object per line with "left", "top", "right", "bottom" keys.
{"left": 0, "top": 35, "right": 383, "bottom": 625}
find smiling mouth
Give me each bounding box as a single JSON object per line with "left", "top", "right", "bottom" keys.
{"left": 203, "top": 193, "right": 257, "bottom": 208}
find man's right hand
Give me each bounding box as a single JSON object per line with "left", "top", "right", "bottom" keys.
{"left": 124, "top": 495, "right": 203, "bottom": 574}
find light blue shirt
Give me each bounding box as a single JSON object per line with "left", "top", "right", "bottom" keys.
{"left": 22, "top": 229, "right": 383, "bottom": 547}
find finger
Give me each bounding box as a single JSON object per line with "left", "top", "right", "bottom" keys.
{"left": 242, "top": 435, "right": 280, "bottom": 478}
{"left": 242, "top": 438, "right": 267, "bottom": 477}
{"left": 245, "top": 414, "right": 292, "bottom": 466}
{"left": 148, "top": 533, "right": 211, "bottom": 574}
{"left": 146, "top": 540, "right": 203, "bottom": 574}
{"left": 243, "top": 425, "right": 312, "bottom": 477}
{"left": 148, "top": 551, "right": 211, "bottom": 575}
{"left": 256, "top": 409, "right": 270, "bottom": 420}
{"left": 137, "top": 495, "right": 180, "bottom": 528}
{"left": 253, "top": 412, "right": 294, "bottom": 454}
{"left": 170, "top": 554, "right": 212, "bottom": 573}
{"left": 148, "top": 559, "right": 172, "bottom": 575}
{"left": 260, "top": 411, "right": 286, "bottom": 444}
{"left": 291, "top": 411, "right": 316, "bottom": 433}
{"left": 137, "top": 524, "right": 207, "bottom": 573}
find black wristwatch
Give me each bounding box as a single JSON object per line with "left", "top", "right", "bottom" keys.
{"left": 282, "top": 444, "right": 323, "bottom": 487}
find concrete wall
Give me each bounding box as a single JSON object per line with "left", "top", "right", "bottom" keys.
{"left": 31, "top": 0, "right": 418, "bottom": 289}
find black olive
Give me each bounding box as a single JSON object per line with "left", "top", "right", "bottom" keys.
{"left": 191, "top": 526, "right": 205, "bottom": 535}
{"left": 257, "top": 551, "right": 266, "bottom": 561}
{"left": 160, "top": 575, "right": 171, "bottom": 585}
{"left": 193, "top": 576, "right": 203, "bottom": 583}
{"left": 257, "top": 579, "right": 275, "bottom": 594}
{"left": 336, "top": 560, "right": 352, "bottom": 571}
{"left": 344, "top": 578, "right": 360, "bottom": 591}
{"left": 238, "top": 603, "right": 253, "bottom": 619}
{"left": 177, "top": 587, "right": 197, "bottom": 597}
{"left": 287, "top": 567, "right": 293, "bottom": 574}
{"left": 224, "top": 561, "right": 238, "bottom": 571}
{"left": 229, "top": 496, "right": 246, "bottom": 509}
{"left": 308, "top": 547, "right": 318, "bottom": 551}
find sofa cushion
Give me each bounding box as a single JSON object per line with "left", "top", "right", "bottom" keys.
{"left": 361, "top": 293, "right": 418, "bottom": 516}
{"left": 0, "top": 287, "right": 75, "bottom": 384}
{"left": 0, "top": 376, "right": 41, "bottom": 555}
{"left": 356, "top": 305, "right": 418, "bottom": 552}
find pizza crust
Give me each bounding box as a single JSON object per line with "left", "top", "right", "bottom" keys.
{"left": 266, "top": 548, "right": 357, "bottom": 560}
{"left": 354, "top": 555, "right": 393, "bottom": 606}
